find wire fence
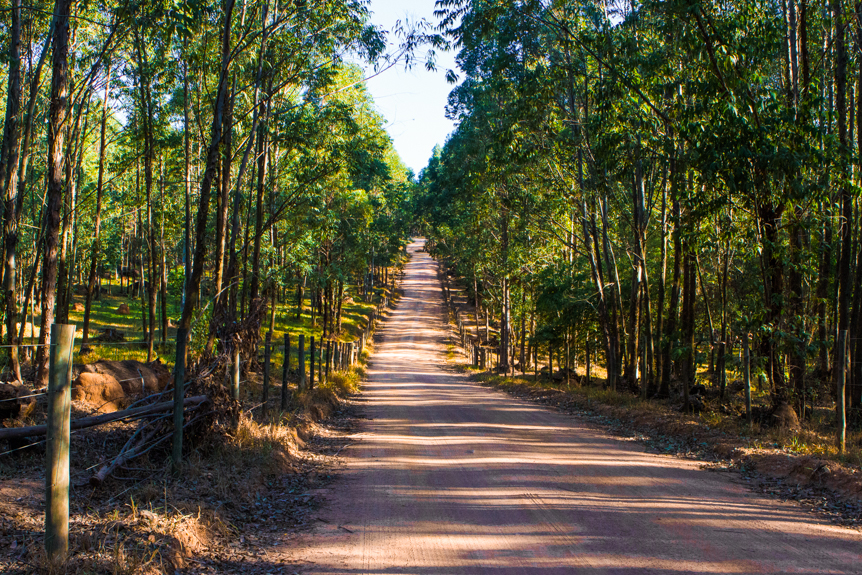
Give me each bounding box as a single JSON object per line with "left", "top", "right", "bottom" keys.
{"left": 0, "top": 391, "right": 47, "bottom": 403}
{"left": 0, "top": 437, "right": 48, "bottom": 457}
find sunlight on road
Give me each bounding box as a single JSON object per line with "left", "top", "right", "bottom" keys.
{"left": 281, "top": 239, "right": 859, "bottom": 575}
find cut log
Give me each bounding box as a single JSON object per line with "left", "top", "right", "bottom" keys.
{"left": 0, "top": 395, "right": 207, "bottom": 441}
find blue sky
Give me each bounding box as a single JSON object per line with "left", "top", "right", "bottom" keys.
{"left": 360, "top": 0, "right": 458, "bottom": 177}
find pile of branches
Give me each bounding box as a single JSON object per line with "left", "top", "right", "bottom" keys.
{"left": 88, "top": 297, "right": 267, "bottom": 485}
{"left": 88, "top": 390, "right": 211, "bottom": 486}
{"left": 88, "top": 311, "right": 272, "bottom": 486}
{"left": 190, "top": 297, "right": 266, "bottom": 383}
{"left": 88, "top": 374, "right": 243, "bottom": 486}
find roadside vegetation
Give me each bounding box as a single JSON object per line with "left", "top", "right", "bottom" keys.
{"left": 418, "top": 0, "right": 862, "bottom": 464}
{"left": 0, "top": 0, "right": 420, "bottom": 570}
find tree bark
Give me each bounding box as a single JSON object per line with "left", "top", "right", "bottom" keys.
{"left": 250, "top": 84, "right": 271, "bottom": 303}
{"left": 0, "top": 0, "right": 23, "bottom": 381}
{"left": 81, "top": 69, "right": 111, "bottom": 353}
{"left": 36, "top": 0, "right": 73, "bottom": 387}
{"left": 178, "top": 0, "right": 236, "bottom": 332}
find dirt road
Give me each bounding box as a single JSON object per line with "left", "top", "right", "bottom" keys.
{"left": 283, "top": 239, "right": 859, "bottom": 574}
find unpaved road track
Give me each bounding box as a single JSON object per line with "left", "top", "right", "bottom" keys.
{"left": 282, "top": 239, "right": 860, "bottom": 574}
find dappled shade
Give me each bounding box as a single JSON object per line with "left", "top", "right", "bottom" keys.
{"left": 280, "top": 240, "right": 860, "bottom": 574}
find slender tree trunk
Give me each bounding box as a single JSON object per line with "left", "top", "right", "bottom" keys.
{"left": 81, "top": 69, "right": 111, "bottom": 353}
{"left": 832, "top": 0, "right": 852, "bottom": 415}
{"left": 19, "top": 218, "right": 43, "bottom": 344}
{"left": 499, "top": 209, "right": 510, "bottom": 371}
{"left": 660, "top": 196, "right": 682, "bottom": 398}
{"left": 37, "top": 0, "right": 73, "bottom": 387}
{"left": 0, "top": 0, "right": 23, "bottom": 380}
{"left": 55, "top": 93, "right": 86, "bottom": 324}
{"left": 789, "top": 210, "right": 806, "bottom": 413}
{"left": 582, "top": 195, "right": 617, "bottom": 391}
{"left": 182, "top": 57, "right": 192, "bottom": 310}
{"left": 212, "top": 82, "right": 234, "bottom": 308}
{"left": 250, "top": 86, "right": 270, "bottom": 303}
{"left": 654, "top": 172, "right": 669, "bottom": 390}
{"left": 625, "top": 264, "right": 641, "bottom": 389}
{"left": 336, "top": 279, "right": 344, "bottom": 334}
{"left": 718, "top": 238, "right": 731, "bottom": 401}
{"left": 681, "top": 237, "right": 696, "bottom": 410}
{"left": 178, "top": 0, "right": 236, "bottom": 332}
{"left": 159, "top": 164, "right": 167, "bottom": 348}
{"left": 226, "top": 4, "right": 267, "bottom": 317}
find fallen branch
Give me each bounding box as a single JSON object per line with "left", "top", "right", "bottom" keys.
{"left": 90, "top": 410, "right": 212, "bottom": 486}
{"left": 0, "top": 395, "right": 208, "bottom": 441}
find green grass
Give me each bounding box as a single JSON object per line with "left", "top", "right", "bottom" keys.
{"left": 16, "top": 279, "right": 392, "bottom": 368}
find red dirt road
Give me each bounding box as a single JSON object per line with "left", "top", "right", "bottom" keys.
{"left": 282, "top": 239, "right": 860, "bottom": 574}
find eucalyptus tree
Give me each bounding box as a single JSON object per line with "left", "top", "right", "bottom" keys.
{"left": 419, "top": 0, "right": 861, "bottom": 421}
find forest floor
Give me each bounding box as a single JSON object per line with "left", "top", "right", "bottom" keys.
{"left": 0, "top": 378, "right": 363, "bottom": 574}
{"left": 275, "top": 239, "right": 859, "bottom": 574}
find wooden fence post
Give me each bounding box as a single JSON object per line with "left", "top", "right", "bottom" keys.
{"left": 282, "top": 333, "right": 290, "bottom": 410}
{"left": 45, "top": 323, "right": 76, "bottom": 563}
{"left": 743, "top": 333, "right": 752, "bottom": 425}
{"left": 298, "top": 334, "right": 306, "bottom": 391}
{"left": 318, "top": 338, "right": 324, "bottom": 384}
{"left": 262, "top": 336, "right": 271, "bottom": 417}
{"left": 325, "top": 340, "right": 332, "bottom": 380}
{"left": 838, "top": 330, "right": 848, "bottom": 453}
{"left": 333, "top": 342, "right": 340, "bottom": 372}
{"left": 310, "top": 336, "right": 315, "bottom": 390}
{"left": 172, "top": 328, "right": 188, "bottom": 474}
{"left": 231, "top": 347, "right": 241, "bottom": 401}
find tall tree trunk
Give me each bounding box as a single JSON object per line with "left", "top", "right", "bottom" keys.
{"left": 582, "top": 195, "right": 617, "bottom": 391}
{"left": 212, "top": 82, "right": 234, "bottom": 308}
{"left": 182, "top": 54, "right": 192, "bottom": 309}
{"left": 756, "top": 196, "right": 788, "bottom": 405}
{"left": 81, "top": 69, "right": 111, "bottom": 353}
{"left": 36, "top": 0, "right": 73, "bottom": 387}
{"left": 159, "top": 163, "right": 167, "bottom": 348}
{"left": 817, "top": 203, "right": 833, "bottom": 376}
{"left": 250, "top": 85, "right": 271, "bottom": 303}
{"left": 499, "top": 209, "right": 510, "bottom": 371}
{"left": 226, "top": 4, "right": 268, "bottom": 317}
{"left": 660, "top": 196, "right": 682, "bottom": 398}
{"left": 0, "top": 0, "right": 23, "bottom": 381}
{"left": 625, "top": 263, "right": 641, "bottom": 389}
{"left": 204, "top": 81, "right": 235, "bottom": 354}
{"left": 681, "top": 237, "right": 696, "bottom": 409}
{"left": 178, "top": 0, "right": 236, "bottom": 332}
{"left": 789, "top": 210, "right": 806, "bottom": 413}
{"left": 833, "top": 0, "right": 852, "bottom": 414}
{"left": 336, "top": 279, "right": 344, "bottom": 334}
{"left": 55, "top": 93, "right": 86, "bottom": 324}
